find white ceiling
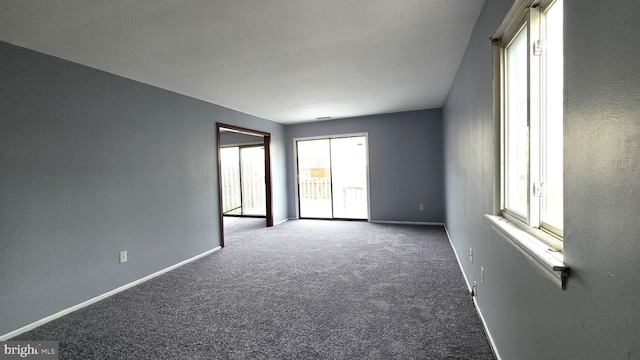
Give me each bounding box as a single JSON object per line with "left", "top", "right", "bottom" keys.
{"left": 0, "top": 0, "right": 485, "bottom": 124}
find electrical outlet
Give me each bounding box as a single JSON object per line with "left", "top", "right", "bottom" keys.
{"left": 469, "top": 248, "right": 473, "bottom": 262}
{"left": 481, "top": 267, "right": 485, "bottom": 285}
{"left": 419, "top": 204, "right": 424, "bottom": 211}
{"left": 119, "top": 250, "right": 127, "bottom": 263}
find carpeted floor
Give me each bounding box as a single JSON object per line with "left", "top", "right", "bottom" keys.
{"left": 12, "top": 219, "right": 495, "bottom": 359}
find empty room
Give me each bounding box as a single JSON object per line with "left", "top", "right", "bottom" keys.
{"left": 1, "top": 1, "right": 639, "bottom": 359}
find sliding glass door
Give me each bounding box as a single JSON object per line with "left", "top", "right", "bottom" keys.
{"left": 296, "top": 135, "right": 368, "bottom": 219}
{"left": 220, "top": 145, "right": 266, "bottom": 216}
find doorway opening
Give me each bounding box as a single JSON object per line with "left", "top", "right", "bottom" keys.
{"left": 217, "top": 123, "right": 273, "bottom": 248}
{"left": 295, "top": 134, "right": 369, "bottom": 220}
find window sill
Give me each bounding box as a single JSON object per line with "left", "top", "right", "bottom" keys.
{"left": 485, "top": 214, "right": 569, "bottom": 289}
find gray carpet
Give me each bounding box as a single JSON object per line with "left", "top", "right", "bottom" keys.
{"left": 12, "top": 219, "right": 495, "bottom": 359}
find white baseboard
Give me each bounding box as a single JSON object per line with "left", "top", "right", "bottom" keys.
{"left": 0, "top": 246, "right": 222, "bottom": 341}
{"left": 473, "top": 296, "right": 503, "bottom": 360}
{"left": 370, "top": 220, "right": 445, "bottom": 226}
{"left": 443, "top": 225, "right": 472, "bottom": 290}
{"left": 443, "top": 224, "right": 502, "bottom": 360}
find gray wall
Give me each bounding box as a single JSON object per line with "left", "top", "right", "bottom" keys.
{"left": 0, "top": 41, "right": 287, "bottom": 336}
{"left": 443, "top": 0, "right": 640, "bottom": 359}
{"left": 286, "top": 110, "right": 444, "bottom": 222}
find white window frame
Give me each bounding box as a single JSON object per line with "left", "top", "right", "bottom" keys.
{"left": 488, "top": 0, "right": 568, "bottom": 289}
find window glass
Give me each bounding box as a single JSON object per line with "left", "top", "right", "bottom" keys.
{"left": 541, "top": 0, "right": 563, "bottom": 232}
{"left": 505, "top": 26, "right": 529, "bottom": 218}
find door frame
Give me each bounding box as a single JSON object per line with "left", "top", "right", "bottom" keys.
{"left": 217, "top": 123, "right": 273, "bottom": 248}
{"left": 292, "top": 132, "right": 370, "bottom": 221}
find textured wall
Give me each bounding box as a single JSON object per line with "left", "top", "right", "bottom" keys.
{"left": 285, "top": 110, "right": 444, "bottom": 223}
{"left": 0, "top": 41, "right": 287, "bottom": 336}
{"left": 443, "top": 0, "right": 640, "bottom": 359}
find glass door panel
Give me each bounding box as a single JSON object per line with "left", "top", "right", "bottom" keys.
{"left": 297, "top": 139, "right": 332, "bottom": 218}
{"left": 220, "top": 147, "right": 242, "bottom": 215}
{"left": 331, "top": 137, "right": 367, "bottom": 219}
{"left": 241, "top": 146, "right": 266, "bottom": 216}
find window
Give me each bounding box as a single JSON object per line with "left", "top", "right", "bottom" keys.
{"left": 495, "top": 0, "right": 564, "bottom": 251}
